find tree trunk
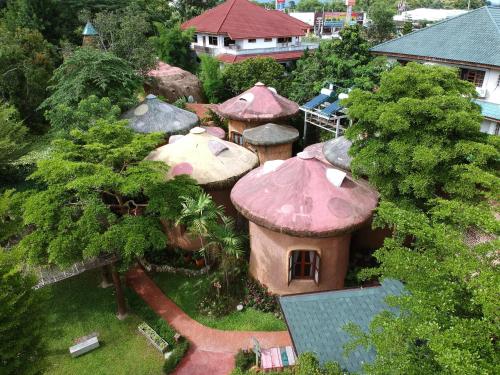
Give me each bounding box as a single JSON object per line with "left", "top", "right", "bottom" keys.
{"left": 99, "top": 265, "right": 113, "bottom": 288}
{"left": 111, "top": 264, "right": 128, "bottom": 320}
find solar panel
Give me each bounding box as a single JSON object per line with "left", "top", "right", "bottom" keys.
{"left": 302, "top": 94, "right": 330, "bottom": 109}
{"left": 321, "top": 100, "right": 342, "bottom": 116}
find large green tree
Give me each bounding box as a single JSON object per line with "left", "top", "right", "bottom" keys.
{"left": 366, "top": 0, "right": 396, "bottom": 43}
{"left": 41, "top": 47, "right": 141, "bottom": 112}
{"left": 287, "top": 25, "right": 389, "bottom": 103}
{"left": 221, "top": 57, "right": 285, "bottom": 99}
{"left": 0, "top": 103, "right": 28, "bottom": 168}
{"left": 18, "top": 117, "right": 201, "bottom": 268}
{"left": 0, "top": 253, "right": 46, "bottom": 375}
{"left": 91, "top": 8, "right": 157, "bottom": 75}
{"left": 0, "top": 24, "right": 55, "bottom": 131}
{"left": 198, "top": 54, "right": 224, "bottom": 103}
{"left": 345, "top": 62, "right": 498, "bottom": 209}
{"left": 151, "top": 23, "right": 196, "bottom": 72}
{"left": 343, "top": 62, "right": 499, "bottom": 374}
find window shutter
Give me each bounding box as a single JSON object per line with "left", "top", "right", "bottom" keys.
{"left": 314, "top": 253, "right": 320, "bottom": 285}
{"left": 288, "top": 253, "right": 293, "bottom": 286}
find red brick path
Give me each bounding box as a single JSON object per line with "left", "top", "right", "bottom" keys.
{"left": 126, "top": 266, "right": 291, "bottom": 375}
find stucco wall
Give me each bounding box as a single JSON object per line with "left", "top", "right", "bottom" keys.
{"left": 248, "top": 222, "right": 351, "bottom": 295}
{"left": 247, "top": 143, "right": 294, "bottom": 165}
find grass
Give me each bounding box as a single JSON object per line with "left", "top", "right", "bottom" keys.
{"left": 40, "top": 270, "right": 164, "bottom": 375}
{"left": 152, "top": 272, "right": 287, "bottom": 331}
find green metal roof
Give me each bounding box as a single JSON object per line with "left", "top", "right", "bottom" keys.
{"left": 82, "top": 22, "right": 98, "bottom": 36}
{"left": 371, "top": 6, "right": 500, "bottom": 67}
{"left": 279, "top": 279, "right": 404, "bottom": 373}
{"left": 475, "top": 100, "right": 500, "bottom": 121}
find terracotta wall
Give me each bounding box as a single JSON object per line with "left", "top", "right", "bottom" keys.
{"left": 248, "top": 222, "right": 351, "bottom": 295}
{"left": 207, "top": 187, "right": 238, "bottom": 219}
{"left": 228, "top": 120, "right": 261, "bottom": 142}
{"left": 161, "top": 219, "right": 202, "bottom": 251}
{"left": 247, "top": 143, "right": 293, "bottom": 165}
{"left": 351, "top": 221, "right": 392, "bottom": 252}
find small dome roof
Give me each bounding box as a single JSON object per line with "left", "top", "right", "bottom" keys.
{"left": 201, "top": 126, "right": 225, "bottom": 139}
{"left": 231, "top": 152, "right": 378, "bottom": 237}
{"left": 216, "top": 83, "right": 299, "bottom": 122}
{"left": 323, "top": 136, "right": 352, "bottom": 171}
{"left": 121, "top": 95, "right": 199, "bottom": 135}
{"left": 146, "top": 127, "right": 258, "bottom": 189}
{"left": 243, "top": 123, "right": 299, "bottom": 146}
{"left": 82, "top": 21, "right": 98, "bottom": 36}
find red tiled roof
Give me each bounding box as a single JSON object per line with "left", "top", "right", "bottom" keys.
{"left": 181, "top": 0, "right": 310, "bottom": 39}
{"left": 217, "top": 50, "right": 305, "bottom": 63}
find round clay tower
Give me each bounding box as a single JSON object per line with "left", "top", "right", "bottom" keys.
{"left": 243, "top": 123, "right": 299, "bottom": 165}
{"left": 216, "top": 82, "right": 299, "bottom": 146}
{"left": 231, "top": 151, "right": 379, "bottom": 295}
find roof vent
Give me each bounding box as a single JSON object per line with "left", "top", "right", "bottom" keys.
{"left": 238, "top": 93, "right": 254, "bottom": 103}
{"left": 146, "top": 94, "right": 157, "bottom": 100}
{"left": 326, "top": 168, "right": 346, "bottom": 188}
{"left": 190, "top": 127, "right": 206, "bottom": 134}
{"left": 263, "top": 160, "right": 284, "bottom": 174}
{"left": 169, "top": 135, "right": 184, "bottom": 144}
{"left": 268, "top": 87, "right": 277, "bottom": 94}
{"left": 297, "top": 151, "right": 314, "bottom": 160}
{"left": 254, "top": 82, "right": 265, "bottom": 86}
{"left": 208, "top": 140, "right": 228, "bottom": 156}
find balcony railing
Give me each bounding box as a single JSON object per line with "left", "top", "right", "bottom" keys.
{"left": 192, "top": 42, "right": 319, "bottom": 56}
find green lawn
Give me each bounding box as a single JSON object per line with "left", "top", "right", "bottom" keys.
{"left": 40, "top": 270, "right": 164, "bottom": 375}
{"left": 152, "top": 272, "right": 286, "bottom": 331}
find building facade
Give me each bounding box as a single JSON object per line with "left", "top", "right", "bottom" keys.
{"left": 181, "top": 0, "right": 317, "bottom": 65}
{"left": 371, "top": 5, "right": 500, "bottom": 135}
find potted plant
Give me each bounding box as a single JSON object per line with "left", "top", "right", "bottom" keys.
{"left": 193, "top": 252, "right": 205, "bottom": 268}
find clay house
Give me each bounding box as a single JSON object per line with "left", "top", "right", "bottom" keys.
{"left": 216, "top": 82, "right": 299, "bottom": 146}
{"left": 82, "top": 21, "right": 98, "bottom": 47}
{"left": 147, "top": 127, "right": 258, "bottom": 250}
{"left": 121, "top": 94, "right": 199, "bottom": 141}
{"left": 243, "top": 123, "right": 299, "bottom": 165}
{"left": 230, "top": 151, "right": 379, "bottom": 295}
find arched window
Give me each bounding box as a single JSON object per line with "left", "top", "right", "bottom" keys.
{"left": 288, "top": 250, "right": 320, "bottom": 286}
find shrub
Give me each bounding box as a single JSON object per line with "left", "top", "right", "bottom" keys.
{"left": 198, "top": 294, "right": 235, "bottom": 317}
{"left": 243, "top": 278, "right": 280, "bottom": 314}
{"left": 235, "top": 349, "right": 255, "bottom": 371}
{"left": 163, "top": 338, "right": 190, "bottom": 374}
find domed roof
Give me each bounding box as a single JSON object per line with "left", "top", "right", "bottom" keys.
{"left": 230, "top": 152, "right": 378, "bottom": 237}
{"left": 146, "top": 127, "right": 258, "bottom": 189}
{"left": 216, "top": 83, "right": 299, "bottom": 122}
{"left": 243, "top": 123, "right": 299, "bottom": 146}
{"left": 121, "top": 94, "right": 199, "bottom": 135}
{"left": 323, "top": 136, "right": 352, "bottom": 171}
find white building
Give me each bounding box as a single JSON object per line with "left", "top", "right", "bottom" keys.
{"left": 181, "top": 0, "right": 317, "bottom": 65}
{"left": 393, "top": 8, "right": 468, "bottom": 24}
{"left": 372, "top": 5, "right": 500, "bottom": 135}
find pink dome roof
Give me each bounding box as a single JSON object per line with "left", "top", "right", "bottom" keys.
{"left": 216, "top": 82, "right": 299, "bottom": 122}
{"left": 230, "top": 152, "right": 379, "bottom": 237}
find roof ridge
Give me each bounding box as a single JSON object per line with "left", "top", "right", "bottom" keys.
{"left": 485, "top": 6, "right": 500, "bottom": 34}
{"left": 371, "top": 6, "right": 488, "bottom": 50}
{"left": 215, "top": 0, "right": 238, "bottom": 34}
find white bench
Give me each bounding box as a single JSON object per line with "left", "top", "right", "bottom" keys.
{"left": 69, "top": 336, "right": 100, "bottom": 357}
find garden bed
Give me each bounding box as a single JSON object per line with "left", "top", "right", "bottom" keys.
{"left": 140, "top": 256, "right": 210, "bottom": 277}
{"left": 138, "top": 322, "right": 169, "bottom": 353}
{"left": 152, "top": 272, "right": 286, "bottom": 331}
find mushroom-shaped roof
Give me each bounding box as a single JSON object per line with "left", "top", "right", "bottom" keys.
{"left": 323, "top": 136, "right": 352, "bottom": 171}
{"left": 304, "top": 142, "right": 329, "bottom": 164}
{"left": 146, "top": 127, "right": 258, "bottom": 189}
{"left": 231, "top": 152, "right": 378, "bottom": 237}
{"left": 243, "top": 123, "right": 299, "bottom": 146}
{"left": 216, "top": 83, "right": 299, "bottom": 122}
{"left": 121, "top": 94, "right": 199, "bottom": 135}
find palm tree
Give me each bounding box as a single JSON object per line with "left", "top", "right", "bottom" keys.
{"left": 176, "top": 192, "right": 223, "bottom": 266}
{"left": 206, "top": 215, "right": 244, "bottom": 292}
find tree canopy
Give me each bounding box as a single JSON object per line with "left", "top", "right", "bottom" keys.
{"left": 41, "top": 47, "right": 141, "bottom": 112}
{"left": 221, "top": 57, "right": 285, "bottom": 99}
{"left": 0, "top": 253, "right": 46, "bottom": 375}
{"left": 0, "top": 24, "right": 55, "bottom": 131}
{"left": 18, "top": 110, "right": 202, "bottom": 268}
{"left": 344, "top": 62, "right": 500, "bottom": 375}
{"left": 287, "top": 25, "right": 389, "bottom": 103}
{"left": 151, "top": 23, "right": 197, "bottom": 72}
{"left": 0, "top": 103, "right": 28, "bottom": 168}
{"left": 345, "top": 62, "right": 498, "bottom": 209}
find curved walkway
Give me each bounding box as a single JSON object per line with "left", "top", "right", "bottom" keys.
{"left": 126, "top": 266, "right": 291, "bottom": 375}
